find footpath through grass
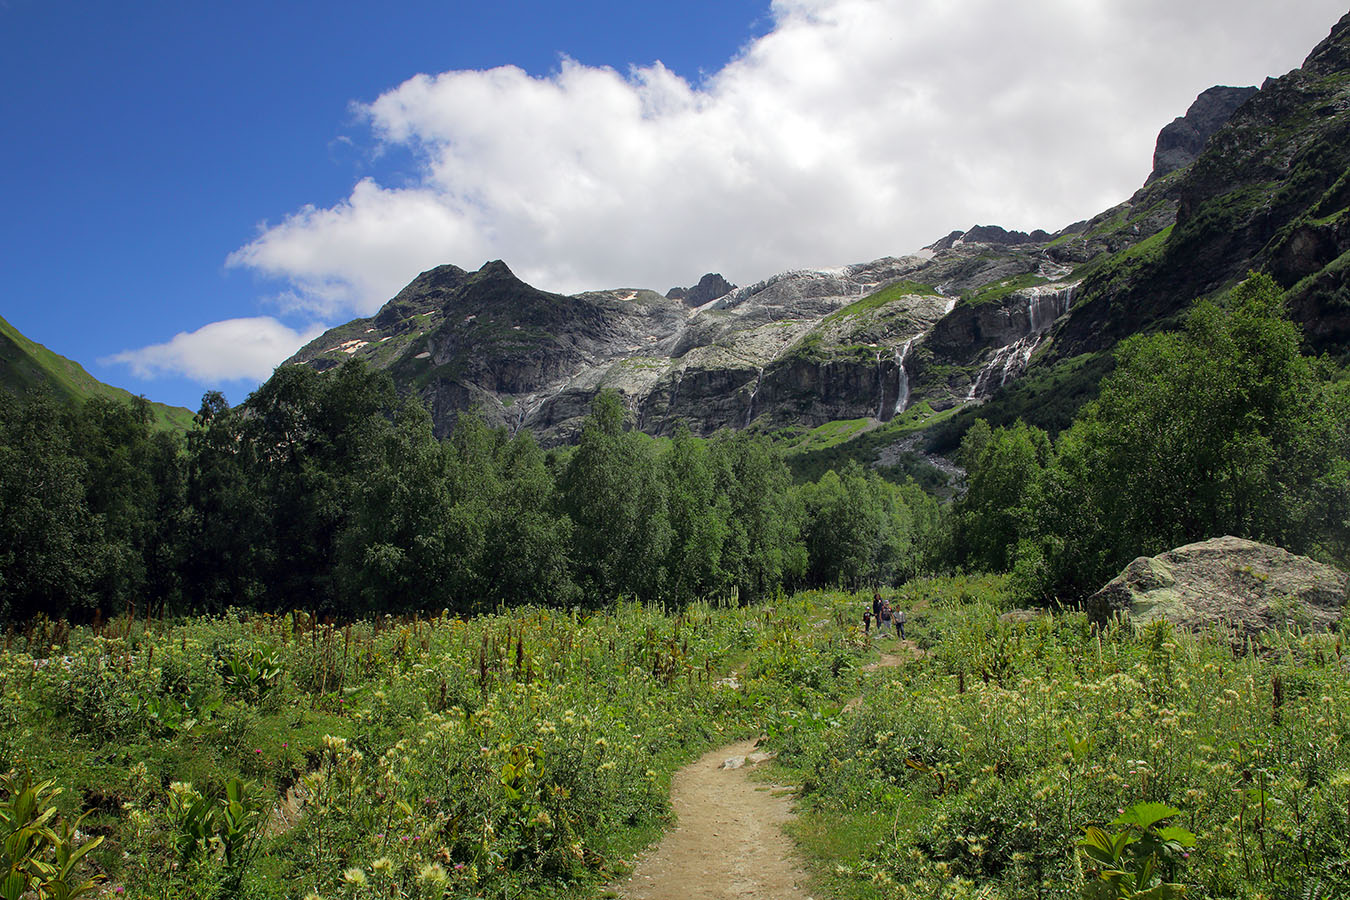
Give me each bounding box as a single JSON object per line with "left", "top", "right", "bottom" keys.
{"left": 0, "top": 595, "right": 866, "bottom": 899}
{"left": 3, "top": 580, "right": 1349, "bottom": 900}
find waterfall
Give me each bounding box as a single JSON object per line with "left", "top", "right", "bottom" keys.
{"left": 508, "top": 399, "right": 528, "bottom": 436}
{"left": 966, "top": 347, "right": 1008, "bottom": 401}
{"left": 893, "top": 338, "right": 915, "bottom": 416}
{"left": 1027, "top": 294, "right": 1048, "bottom": 334}
{"left": 999, "top": 334, "right": 1044, "bottom": 386}
{"left": 967, "top": 282, "right": 1078, "bottom": 402}
{"left": 877, "top": 297, "right": 957, "bottom": 417}
{"left": 667, "top": 372, "right": 683, "bottom": 424}
{"left": 967, "top": 333, "right": 1051, "bottom": 401}
{"left": 1027, "top": 282, "right": 1077, "bottom": 334}
{"left": 874, "top": 351, "right": 885, "bottom": 419}
{"left": 744, "top": 367, "right": 765, "bottom": 427}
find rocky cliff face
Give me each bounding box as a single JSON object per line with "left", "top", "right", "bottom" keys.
{"left": 1056, "top": 12, "right": 1350, "bottom": 361}
{"left": 288, "top": 240, "right": 1079, "bottom": 443}
{"left": 283, "top": 13, "right": 1350, "bottom": 449}
{"left": 928, "top": 225, "right": 1053, "bottom": 250}
{"left": 1147, "top": 85, "right": 1259, "bottom": 184}
{"left": 666, "top": 273, "right": 736, "bottom": 308}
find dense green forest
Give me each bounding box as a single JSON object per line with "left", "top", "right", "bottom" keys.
{"left": 1, "top": 274, "right": 1347, "bottom": 627}
{"left": 946, "top": 274, "right": 1350, "bottom": 597}
{"left": 0, "top": 359, "right": 937, "bottom": 624}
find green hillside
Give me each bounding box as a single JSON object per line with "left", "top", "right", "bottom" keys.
{"left": 0, "top": 314, "right": 195, "bottom": 431}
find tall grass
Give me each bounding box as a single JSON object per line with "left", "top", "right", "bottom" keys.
{"left": 0, "top": 595, "right": 865, "bottom": 898}
{"left": 779, "top": 592, "right": 1350, "bottom": 900}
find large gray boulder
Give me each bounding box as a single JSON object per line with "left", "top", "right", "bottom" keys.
{"left": 1086, "top": 536, "right": 1349, "bottom": 633}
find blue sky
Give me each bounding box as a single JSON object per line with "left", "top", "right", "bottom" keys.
{"left": 2, "top": 1, "right": 1346, "bottom": 412}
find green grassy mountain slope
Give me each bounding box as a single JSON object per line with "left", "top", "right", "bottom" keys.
{"left": 0, "top": 314, "right": 194, "bottom": 431}
{"left": 1054, "top": 12, "right": 1350, "bottom": 362}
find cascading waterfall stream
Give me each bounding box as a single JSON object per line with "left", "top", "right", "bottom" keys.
{"left": 967, "top": 341, "right": 1026, "bottom": 401}
{"left": 666, "top": 372, "right": 684, "bottom": 425}
{"left": 744, "top": 367, "right": 765, "bottom": 427}
{"left": 874, "top": 351, "right": 886, "bottom": 419}
{"left": 880, "top": 298, "right": 954, "bottom": 419}
{"left": 893, "top": 337, "right": 915, "bottom": 415}
{"left": 1027, "top": 281, "right": 1076, "bottom": 333}
{"left": 967, "top": 282, "right": 1078, "bottom": 402}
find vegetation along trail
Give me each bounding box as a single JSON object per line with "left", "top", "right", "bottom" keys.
{"left": 844, "top": 638, "right": 914, "bottom": 712}
{"left": 616, "top": 738, "right": 813, "bottom": 900}
{"left": 619, "top": 641, "right": 914, "bottom": 899}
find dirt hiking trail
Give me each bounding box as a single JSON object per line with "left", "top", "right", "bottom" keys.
{"left": 616, "top": 643, "right": 916, "bottom": 899}
{"left": 844, "top": 638, "right": 921, "bottom": 711}
{"left": 615, "top": 738, "right": 812, "bottom": 900}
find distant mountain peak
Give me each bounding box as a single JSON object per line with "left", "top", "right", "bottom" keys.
{"left": 277, "top": 13, "right": 1350, "bottom": 450}
{"left": 666, "top": 273, "right": 737, "bottom": 307}
{"left": 1146, "top": 85, "right": 1258, "bottom": 184}
{"left": 926, "top": 225, "right": 1051, "bottom": 251}
{"left": 473, "top": 259, "right": 518, "bottom": 281}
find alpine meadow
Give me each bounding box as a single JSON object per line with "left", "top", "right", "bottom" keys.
{"left": 4, "top": 6, "right": 1350, "bottom": 900}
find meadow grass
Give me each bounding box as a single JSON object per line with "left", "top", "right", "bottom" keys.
{"left": 2, "top": 583, "right": 1346, "bottom": 899}
{"left": 776, "top": 589, "right": 1350, "bottom": 900}
{"left": 0, "top": 595, "right": 866, "bottom": 899}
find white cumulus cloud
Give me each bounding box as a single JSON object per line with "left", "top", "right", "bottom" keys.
{"left": 102, "top": 318, "right": 326, "bottom": 383}
{"left": 231, "top": 0, "right": 1347, "bottom": 316}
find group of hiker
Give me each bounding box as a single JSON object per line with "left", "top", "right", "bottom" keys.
{"left": 862, "top": 591, "right": 905, "bottom": 639}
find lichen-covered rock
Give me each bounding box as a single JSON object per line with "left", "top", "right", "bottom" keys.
{"left": 1085, "top": 536, "right": 1349, "bottom": 633}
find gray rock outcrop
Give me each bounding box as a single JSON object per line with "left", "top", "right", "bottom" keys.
{"left": 1085, "top": 536, "right": 1349, "bottom": 633}
{"left": 1146, "top": 85, "right": 1259, "bottom": 184}
{"left": 927, "top": 225, "right": 1052, "bottom": 251}
{"left": 667, "top": 273, "right": 736, "bottom": 307}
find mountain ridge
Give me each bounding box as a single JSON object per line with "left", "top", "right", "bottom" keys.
{"left": 282, "top": 12, "right": 1350, "bottom": 456}
{"left": 0, "top": 314, "right": 195, "bottom": 431}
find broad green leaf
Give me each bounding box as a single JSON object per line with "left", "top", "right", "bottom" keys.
{"left": 1113, "top": 802, "right": 1181, "bottom": 830}
{"left": 0, "top": 871, "right": 28, "bottom": 900}
{"left": 1156, "top": 825, "right": 1197, "bottom": 848}
{"left": 1078, "top": 827, "right": 1117, "bottom": 864}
